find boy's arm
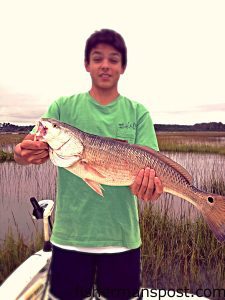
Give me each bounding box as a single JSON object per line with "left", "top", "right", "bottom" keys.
{"left": 14, "top": 134, "right": 49, "bottom": 165}
{"left": 14, "top": 98, "right": 60, "bottom": 165}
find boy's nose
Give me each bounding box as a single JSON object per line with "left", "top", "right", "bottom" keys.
{"left": 101, "top": 59, "right": 110, "bottom": 68}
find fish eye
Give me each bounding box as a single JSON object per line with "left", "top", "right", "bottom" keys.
{"left": 207, "top": 196, "right": 214, "bottom": 204}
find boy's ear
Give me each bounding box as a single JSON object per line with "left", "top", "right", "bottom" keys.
{"left": 121, "top": 65, "right": 126, "bottom": 75}
{"left": 84, "top": 61, "right": 90, "bottom": 72}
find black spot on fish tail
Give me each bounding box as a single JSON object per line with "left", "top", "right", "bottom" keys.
{"left": 201, "top": 195, "right": 225, "bottom": 242}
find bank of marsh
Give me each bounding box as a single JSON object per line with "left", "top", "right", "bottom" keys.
{"left": 1, "top": 131, "right": 225, "bottom": 161}
{"left": 157, "top": 131, "right": 225, "bottom": 155}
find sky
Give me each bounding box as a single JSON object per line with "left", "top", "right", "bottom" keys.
{"left": 0, "top": 0, "right": 225, "bottom": 125}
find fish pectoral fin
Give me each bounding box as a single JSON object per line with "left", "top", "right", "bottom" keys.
{"left": 81, "top": 159, "right": 105, "bottom": 179}
{"left": 83, "top": 179, "right": 104, "bottom": 197}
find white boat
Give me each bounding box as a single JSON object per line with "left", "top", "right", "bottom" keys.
{"left": 0, "top": 249, "right": 51, "bottom": 300}
{"left": 0, "top": 198, "right": 53, "bottom": 300}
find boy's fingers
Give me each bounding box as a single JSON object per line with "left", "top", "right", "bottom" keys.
{"left": 29, "top": 156, "right": 49, "bottom": 165}
{"left": 154, "top": 177, "right": 164, "bottom": 194}
{"left": 148, "top": 177, "right": 164, "bottom": 202}
{"left": 137, "top": 168, "right": 151, "bottom": 199}
{"left": 20, "top": 140, "right": 48, "bottom": 150}
{"left": 130, "top": 169, "right": 145, "bottom": 195}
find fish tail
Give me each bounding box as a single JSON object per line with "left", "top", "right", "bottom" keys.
{"left": 201, "top": 195, "right": 225, "bottom": 242}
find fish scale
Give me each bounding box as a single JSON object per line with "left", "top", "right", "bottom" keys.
{"left": 35, "top": 118, "right": 225, "bottom": 242}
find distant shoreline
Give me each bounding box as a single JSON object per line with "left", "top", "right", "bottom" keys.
{"left": 1, "top": 121, "right": 225, "bottom": 133}
{"left": 155, "top": 122, "right": 225, "bottom": 132}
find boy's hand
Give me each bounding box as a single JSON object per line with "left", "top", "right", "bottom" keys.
{"left": 130, "top": 168, "right": 163, "bottom": 202}
{"left": 14, "top": 138, "right": 49, "bottom": 165}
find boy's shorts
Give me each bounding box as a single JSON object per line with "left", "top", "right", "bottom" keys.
{"left": 50, "top": 245, "right": 141, "bottom": 300}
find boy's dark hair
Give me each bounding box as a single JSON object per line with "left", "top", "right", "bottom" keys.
{"left": 85, "top": 29, "right": 127, "bottom": 67}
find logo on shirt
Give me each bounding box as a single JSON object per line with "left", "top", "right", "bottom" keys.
{"left": 118, "top": 122, "right": 137, "bottom": 130}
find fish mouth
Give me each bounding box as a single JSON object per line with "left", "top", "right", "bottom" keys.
{"left": 36, "top": 121, "right": 48, "bottom": 139}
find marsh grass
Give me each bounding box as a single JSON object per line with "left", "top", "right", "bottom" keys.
{"left": 0, "top": 150, "right": 14, "bottom": 162}
{"left": 0, "top": 133, "right": 26, "bottom": 148}
{"left": 139, "top": 178, "right": 225, "bottom": 299}
{"left": 159, "top": 141, "right": 225, "bottom": 155}
{"left": 157, "top": 131, "right": 225, "bottom": 155}
{"left": 0, "top": 131, "right": 225, "bottom": 162}
{"left": 0, "top": 229, "right": 43, "bottom": 285}
{"left": 140, "top": 204, "right": 225, "bottom": 296}
{"left": 0, "top": 133, "right": 26, "bottom": 161}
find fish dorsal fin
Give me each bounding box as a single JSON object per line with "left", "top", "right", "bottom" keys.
{"left": 113, "top": 138, "right": 128, "bottom": 143}
{"left": 135, "top": 144, "right": 193, "bottom": 184}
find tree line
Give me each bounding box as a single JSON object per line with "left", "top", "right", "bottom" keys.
{"left": 154, "top": 122, "right": 225, "bottom": 131}
{"left": 0, "top": 121, "right": 225, "bottom": 133}
{"left": 0, "top": 123, "right": 33, "bottom": 133}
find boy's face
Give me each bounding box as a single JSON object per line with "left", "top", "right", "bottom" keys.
{"left": 85, "top": 43, "right": 125, "bottom": 91}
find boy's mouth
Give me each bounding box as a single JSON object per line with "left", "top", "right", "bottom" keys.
{"left": 100, "top": 73, "right": 111, "bottom": 77}
{"left": 99, "top": 73, "right": 111, "bottom": 80}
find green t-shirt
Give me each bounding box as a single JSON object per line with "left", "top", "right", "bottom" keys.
{"left": 43, "top": 92, "right": 159, "bottom": 249}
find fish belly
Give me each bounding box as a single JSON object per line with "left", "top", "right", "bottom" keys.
{"left": 66, "top": 159, "right": 135, "bottom": 186}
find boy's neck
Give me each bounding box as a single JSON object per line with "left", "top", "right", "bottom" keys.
{"left": 89, "top": 87, "right": 120, "bottom": 105}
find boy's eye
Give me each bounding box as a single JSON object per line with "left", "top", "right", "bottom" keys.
{"left": 91, "top": 56, "right": 120, "bottom": 64}
{"left": 110, "top": 59, "right": 119, "bottom": 64}
{"left": 93, "top": 57, "right": 102, "bottom": 62}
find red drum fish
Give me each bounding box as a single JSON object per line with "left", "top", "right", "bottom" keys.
{"left": 35, "top": 118, "right": 225, "bottom": 242}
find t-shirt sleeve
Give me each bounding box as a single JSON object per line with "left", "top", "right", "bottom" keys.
{"left": 30, "top": 99, "right": 61, "bottom": 134}
{"left": 42, "top": 99, "right": 61, "bottom": 120}
{"left": 135, "top": 109, "right": 159, "bottom": 151}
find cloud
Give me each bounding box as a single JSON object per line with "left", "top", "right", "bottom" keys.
{"left": 197, "top": 103, "right": 225, "bottom": 112}
{"left": 0, "top": 87, "right": 38, "bottom": 107}
{"left": 0, "top": 87, "right": 47, "bottom": 124}
{"left": 155, "top": 102, "right": 225, "bottom": 115}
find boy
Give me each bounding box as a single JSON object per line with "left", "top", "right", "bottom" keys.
{"left": 14, "top": 29, "right": 163, "bottom": 300}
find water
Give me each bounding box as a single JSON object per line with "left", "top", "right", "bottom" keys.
{"left": 149, "top": 152, "right": 225, "bottom": 219}
{"left": 0, "top": 153, "right": 225, "bottom": 244}
{"left": 0, "top": 161, "right": 57, "bottom": 243}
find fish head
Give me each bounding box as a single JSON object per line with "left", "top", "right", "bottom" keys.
{"left": 35, "top": 118, "right": 84, "bottom": 163}
{"left": 35, "top": 119, "right": 62, "bottom": 142}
